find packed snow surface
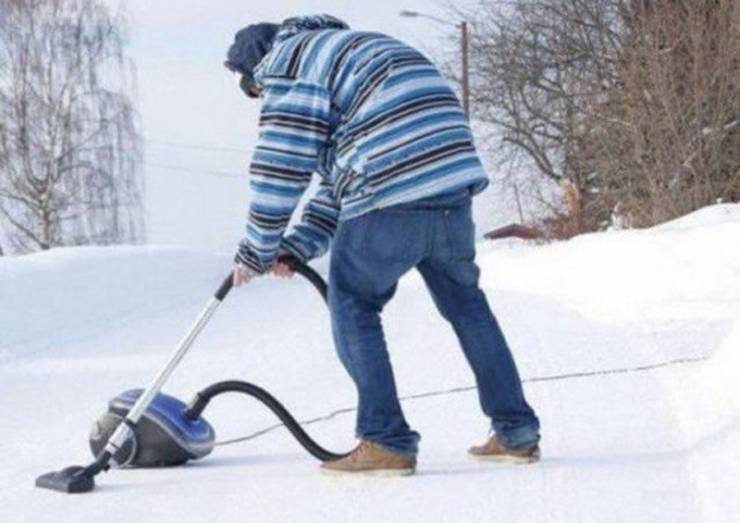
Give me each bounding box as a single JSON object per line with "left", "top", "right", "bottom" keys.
{"left": 1, "top": 204, "right": 739, "bottom": 522}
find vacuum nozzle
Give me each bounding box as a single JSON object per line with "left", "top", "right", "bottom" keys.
{"left": 35, "top": 466, "right": 95, "bottom": 494}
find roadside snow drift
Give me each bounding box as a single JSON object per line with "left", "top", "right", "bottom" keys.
{"left": 1, "top": 204, "right": 738, "bottom": 522}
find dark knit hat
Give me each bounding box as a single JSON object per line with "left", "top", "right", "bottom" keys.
{"left": 224, "top": 23, "right": 279, "bottom": 97}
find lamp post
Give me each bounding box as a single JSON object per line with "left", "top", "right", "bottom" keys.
{"left": 399, "top": 10, "right": 470, "bottom": 118}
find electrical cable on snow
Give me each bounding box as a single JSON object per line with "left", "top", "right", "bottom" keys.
{"left": 214, "top": 354, "right": 709, "bottom": 447}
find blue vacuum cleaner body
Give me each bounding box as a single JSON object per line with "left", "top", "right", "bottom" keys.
{"left": 89, "top": 389, "right": 215, "bottom": 468}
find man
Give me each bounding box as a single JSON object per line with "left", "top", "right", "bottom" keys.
{"left": 225, "top": 14, "right": 540, "bottom": 476}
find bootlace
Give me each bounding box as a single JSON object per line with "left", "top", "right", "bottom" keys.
{"left": 348, "top": 441, "right": 372, "bottom": 463}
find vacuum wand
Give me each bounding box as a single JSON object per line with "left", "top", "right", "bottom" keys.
{"left": 35, "top": 272, "right": 235, "bottom": 494}
{"left": 96, "top": 280, "right": 231, "bottom": 459}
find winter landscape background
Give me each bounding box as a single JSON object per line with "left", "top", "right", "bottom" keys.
{"left": 1, "top": 1, "right": 739, "bottom": 521}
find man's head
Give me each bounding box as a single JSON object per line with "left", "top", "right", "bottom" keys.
{"left": 224, "top": 22, "right": 279, "bottom": 99}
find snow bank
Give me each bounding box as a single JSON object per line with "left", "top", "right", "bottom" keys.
{"left": 675, "top": 320, "right": 740, "bottom": 521}
{"left": 479, "top": 203, "right": 740, "bottom": 322}
{"left": 674, "top": 318, "right": 740, "bottom": 442}
{"left": 700, "top": 320, "right": 740, "bottom": 412}
{"left": 654, "top": 203, "right": 740, "bottom": 231}
{"left": 0, "top": 246, "right": 228, "bottom": 359}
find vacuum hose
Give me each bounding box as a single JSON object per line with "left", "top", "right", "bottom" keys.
{"left": 185, "top": 381, "right": 348, "bottom": 462}
{"left": 188, "top": 255, "right": 348, "bottom": 462}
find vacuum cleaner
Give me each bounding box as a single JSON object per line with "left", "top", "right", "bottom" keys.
{"left": 36, "top": 257, "right": 348, "bottom": 494}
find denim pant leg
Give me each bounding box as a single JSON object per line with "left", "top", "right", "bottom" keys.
{"left": 328, "top": 213, "right": 422, "bottom": 457}
{"left": 416, "top": 200, "right": 540, "bottom": 449}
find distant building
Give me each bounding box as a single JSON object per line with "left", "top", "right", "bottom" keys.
{"left": 484, "top": 224, "right": 543, "bottom": 241}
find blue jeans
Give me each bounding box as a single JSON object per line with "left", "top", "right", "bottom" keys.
{"left": 328, "top": 190, "right": 540, "bottom": 457}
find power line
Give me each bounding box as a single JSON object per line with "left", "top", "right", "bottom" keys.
{"left": 145, "top": 138, "right": 254, "bottom": 155}
{"left": 144, "top": 162, "right": 246, "bottom": 180}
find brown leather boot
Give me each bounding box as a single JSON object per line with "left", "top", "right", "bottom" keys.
{"left": 468, "top": 435, "right": 540, "bottom": 464}
{"left": 321, "top": 440, "right": 416, "bottom": 476}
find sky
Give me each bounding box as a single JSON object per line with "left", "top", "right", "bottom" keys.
{"left": 104, "top": 0, "right": 513, "bottom": 253}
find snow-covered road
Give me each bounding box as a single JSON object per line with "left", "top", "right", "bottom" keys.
{"left": 2, "top": 205, "right": 739, "bottom": 522}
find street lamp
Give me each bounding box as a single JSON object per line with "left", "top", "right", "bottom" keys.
{"left": 399, "top": 10, "right": 470, "bottom": 118}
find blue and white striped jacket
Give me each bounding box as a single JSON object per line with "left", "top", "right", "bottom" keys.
{"left": 237, "top": 15, "right": 489, "bottom": 273}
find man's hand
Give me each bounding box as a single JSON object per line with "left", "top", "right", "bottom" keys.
{"left": 232, "top": 264, "right": 259, "bottom": 287}
{"left": 271, "top": 259, "right": 296, "bottom": 278}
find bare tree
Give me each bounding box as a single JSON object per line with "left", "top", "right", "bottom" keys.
{"left": 0, "top": 0, "right": 143, "bottom": 253}
{"left": 0, "top": 15, "right": 6, "bottom": 257}
{"left": 584, "top": 0, "right": 740, "bottom": 226}
{"left": 456, "top": 0, "right": 739, "bottom": 233}
{"left": 457, "top": 0, "right": 627, "bottom": 229}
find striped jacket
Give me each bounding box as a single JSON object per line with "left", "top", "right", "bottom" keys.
{"left": 237, "top": 15, "right": 489, "bottom": 273}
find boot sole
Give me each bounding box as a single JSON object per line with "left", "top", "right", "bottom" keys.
{"left": 468, "top": 448, "right": 541, "bottom": 465}
{"left": 321, "top": 467, "right": 416, "bottom": 477}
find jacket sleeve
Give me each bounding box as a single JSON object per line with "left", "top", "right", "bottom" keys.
{"left": 235, "top": 80, "right": 333, "bottom": 273}
{"left": 278, "top": 178, "right": 340, "bottom": 263}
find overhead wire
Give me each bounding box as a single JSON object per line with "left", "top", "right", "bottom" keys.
{"left": 142, "top": 137, "right": 254, "bottom": 179}
{"left": 145, "top": 138, "right": 253, "bottom": 155}
{"left": 143, "top": 162, "right": 246, "bottom": 180}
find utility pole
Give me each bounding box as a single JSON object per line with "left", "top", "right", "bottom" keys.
{"left": 460, "top": 21, "right": 470, "bottom": 118}
{"left": 399, "top": 10, "right": 471, "bottom": 118}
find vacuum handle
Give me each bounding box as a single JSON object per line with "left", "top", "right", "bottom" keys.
{"left": 215, "top": 255, "right": 327, "bottom": 303}
{"left": 214, "top": 274, "right": 234, "bottom": 301}
{"left": 280, "top": 255, "right": 328, "bottom": 302}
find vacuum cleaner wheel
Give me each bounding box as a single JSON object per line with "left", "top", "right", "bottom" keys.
{"left": 89, "top": 389, "right": 215, "bottom": 468}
